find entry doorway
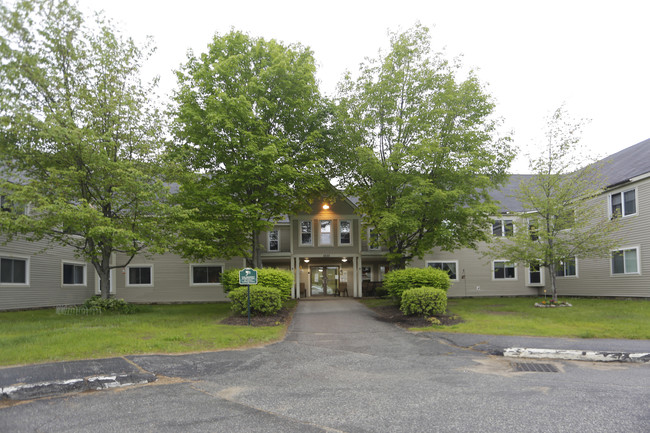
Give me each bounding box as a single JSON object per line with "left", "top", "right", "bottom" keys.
{"left": 310, "top": 266, "right": 339, "bottom": 296}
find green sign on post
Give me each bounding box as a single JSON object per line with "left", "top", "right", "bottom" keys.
{"left": 239, "top": 268, "right": 257, "bottom": 325}
{"left": 239, "top": 268, "right": 258, "bottom": 285}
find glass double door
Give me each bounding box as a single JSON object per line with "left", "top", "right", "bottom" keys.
{"left": 310, "top": 266, "right": 339, "bottom": 296}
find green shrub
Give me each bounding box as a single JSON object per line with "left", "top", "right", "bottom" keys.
{"left": 400, "top": 287, "right": 448, "bottom": 317}
{"left": 227, "top": 285, "right": 283, "bottom": 316}
{"left": 221, "top": 269, "right": 241, "bottom": 293}
{"left": 383, "top": 267, "right": 450, "bottom": 301}
{"left": 82, "top": 295, "right": 135, "bottom": 314}
{"left": 222, "top": 268, "right": 293, "bottom": 300}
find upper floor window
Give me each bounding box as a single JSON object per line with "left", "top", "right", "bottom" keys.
{"left": 610, "top": 189, "right": 636, "bottom": 218}
{"left": 339, "top": 220, "right": 351, "bottom": 245}
{"left": 268, "top": 230, "right": 279, "bottom": 251}
{"left": 63, "top": 262, "right": 86, "bottom": 285}
{"left": 492, "top": 219, "right": 514, "bottom": 237}
{"left": 0, "top": 256, "right": 28, "bottom": 284}
{"left": 300, "top": 221, "right": 312, "bottom": 246}
{"left": 191, "top": 264, "right": 223, "bottom": 284}
{"left": 556, "top": 257, "right": 577, "bottom": 277}
{"left": 611, "top": 247, "right": 639, "bottom": 275}
{"left": 427, "top": 261, "right": 458, "bottom": 281}
{"left": 320, "top": 220, "right": 332, "bottom": 246}
{"left": 0, "top": 195, "right": 26, "bottom": 215}
{"left": 127, "top": 265, "right": 153, "bottom": 286}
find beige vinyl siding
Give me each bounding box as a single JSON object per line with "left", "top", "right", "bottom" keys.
{"left": 555, "top": 177, "right": 650, "bottom": 297}
{"left": 411, "top": 244, "right": 539, "bottom": 298}
{"left": 114, "top": 252, "right": 238, "bottom": 303}
{"left": 0, "top": 237, "right": 95, "bottom": 310}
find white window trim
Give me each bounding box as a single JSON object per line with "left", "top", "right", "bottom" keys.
{"left": 338, "top": 219, "right": 353, "bottom": 246}
{"left": 526, "top": 263, "right": 545, "bottom": 286}
{"left": 125, "top": 264, "right": 154, "bottom": 287}
{"left": 268, "top": 229, "right": 280, "bottom": 252}
{"left": 368, "top": 228, "right": 380, "bottom": 250}
{"left": 189, "top": 263, "right": 224, "bottom": 286}
{"left": 61, "top": 260, "right": 87, "bottom": 287}
{"left": 319, "top": 219, "right": 333, "bottom": 246}
{"left": 609, "top": 187, "right": 638, "bottom": 219}
{"left": 492, "top": 260, "right": 517, "bottom": 281}
{"left": 556, "top": 257, "right": 578, "bottom": 278}
{"left": 611, "top": 246, "right": 641, "bottom": 276}
{"left": 0, "top": 253, "right": 30, "bottom": 286}
{"left": 426, "top": 260, "right": 459, "bottom": 282}
{"left": 492, "top": 218, "right": 515, "bottom": 237}
{"left": 300, "top": 220, "right": 313, "bottom": 246}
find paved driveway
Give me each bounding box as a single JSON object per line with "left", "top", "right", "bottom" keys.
{"left": 2, "top": 299, "right": 649, "bottom": 432}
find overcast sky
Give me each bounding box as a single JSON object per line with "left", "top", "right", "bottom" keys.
{"left": 82, "top": 0, "right": 650, "bottom": 173}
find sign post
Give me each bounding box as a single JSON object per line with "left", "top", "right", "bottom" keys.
{"left": 238, "top": 268, "right": 258, "bottom": 326}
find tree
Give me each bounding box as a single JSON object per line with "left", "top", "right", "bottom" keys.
{"left": 489, "top": 106, "right": 620, "bottom": 302}
{"left": 0, "top": 0, "right": 180, "bottom": 298}
{"left": 169, "top": 30, "right": 338, "bottom": 268}
{"left": 336, "top": 24, "right": 512, "bottom": 269}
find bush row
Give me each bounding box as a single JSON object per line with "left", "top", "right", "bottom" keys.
{"left": 82, "top": 295, "right": 135, "bottom": 314}
{"left": 383, "top": 267, "right": 450, "bottom": 300}
{"left": 228, "top": 286, "right": 283, "bottom": 316}
{"left": 222, "top": 268, "right": 293, "bottom": 300}
{"left": 400, "top": 287, "right": 447, "bottom": 317}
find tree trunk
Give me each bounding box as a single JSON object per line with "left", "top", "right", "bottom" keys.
{"left": 548, "top": 263, "right": 558, "bottom": 302}
{"left": 248, "top": 229, "right": 263, "bottom": 269}
{"left": 95, "top": 249, "right": 112, "bottom": 299}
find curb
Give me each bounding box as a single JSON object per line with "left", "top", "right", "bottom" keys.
{"left": 501, "top": 348, "right": 650, "bottom": 363}
{"left": 1, "top": 373, "right": 157, "bottom": 401}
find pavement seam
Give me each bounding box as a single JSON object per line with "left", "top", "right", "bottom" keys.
{"left": 189, "top": 383, "right": 347, "bottom": 433}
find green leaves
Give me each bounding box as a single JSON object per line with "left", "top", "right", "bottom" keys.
{"left": 337, "top": 23, "right": 511, "bottom": 268}
{"left": 169, "top": 30, "right": 338, "bottom": 266}
{"left": 0, "top": 0, "right": 175, "bottom": 298}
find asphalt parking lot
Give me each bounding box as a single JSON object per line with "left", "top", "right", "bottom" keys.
{"left": 2, "top": 298, "right": 649, "bottom": 432}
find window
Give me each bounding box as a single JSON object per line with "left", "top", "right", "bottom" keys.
{"left": 300, "top": 221, "right": 312, "bottom": 246}
{"left": 556, "top": 257, "right": 577, "bottom": 277}
{"left": 528, "top": 263, "right": 542, "bottom": 285}
{"left": 528, "top": 219, "right": 539, "bottom": 241}
{"left": 492, "top": 219, "right": 514, "bottom": 237}
{"left": 612, "top": 248, "right": 639, "bottom": 275}
{"left": 339, "top": 220, "right": 351, "bottom": 245}
{"left": 610, "top": 189, "right": 636, "bottom": 218}
{"left": 0, "top": 195, "right": 26, "bottom": 214}
{"left": 493, "top": 261, "right": 516, "bottom": 279}
{"left": 0, "top": 256, "right": 28, "bottom": 284}
{"left": 127, "top": 265, "right": 152, "bottom": 286}
{"left": 427, "top": 261, "right": 458, "bottom": 280}
{"left": 62, "top": 263, "right": 85, "bottom": 285}
{"left": 268, "top": 230, "right": 279, "bottom": 251}
{"left": 361, "top": 266, "right": 371, "bottom": 281}
{"left": 191, "top": 265, "right": 223, "bottom": 284}
{"left": 320, "top": 220, "right": 332, "bottom": 245}
{"left": 368, "top": 228, "right": 380, "bottom": 250}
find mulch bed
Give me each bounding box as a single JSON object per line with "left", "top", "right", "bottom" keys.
{"left": 220, "top": 304, "right": 296, "bottom": 327}
{"left": 368, "top": 303, "right": 464, "bottom": 328}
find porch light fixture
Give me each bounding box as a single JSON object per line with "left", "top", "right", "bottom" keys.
{"left": 304, "top": 258, "right": 310, "bottom": 263}
{"left": 341, "top": 257, "right": 348, "bottom": 263}
{"left": 322, "top": 204, "right": 330, "bottom": 210}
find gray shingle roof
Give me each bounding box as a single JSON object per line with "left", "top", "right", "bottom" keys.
{"left": 592, "top": 137, "right": 650, "bottom": 188}
{"left": 489, "top": 174, "right": 535, "bottom": 213}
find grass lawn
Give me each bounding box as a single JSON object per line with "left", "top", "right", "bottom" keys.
{"left": 364, "top": 297, "right": 650, "bottom": 339}
{"left": 0, "top": 302, "right": 293, "bottom": 367}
